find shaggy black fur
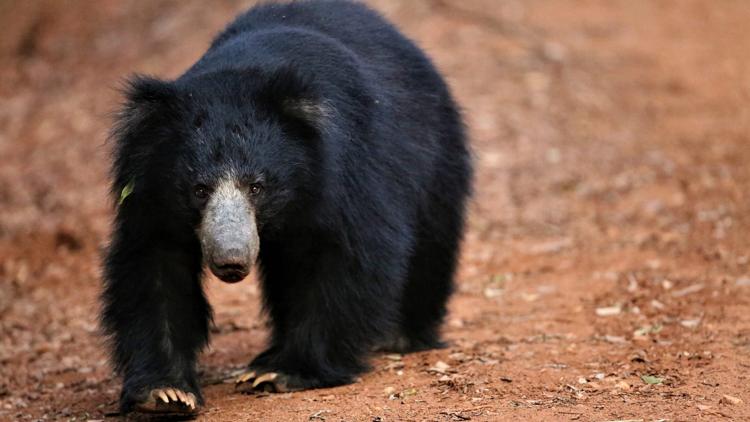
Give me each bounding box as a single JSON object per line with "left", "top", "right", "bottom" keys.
{"left": 102, "top": 0, "right": 472, "bottom": 413}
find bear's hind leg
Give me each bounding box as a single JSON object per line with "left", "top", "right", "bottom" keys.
{"left": 395, "top": 236, "right": 457, "bottom": 352}
{"left": 391, "top": 194, "right": 468, "bottom": 354}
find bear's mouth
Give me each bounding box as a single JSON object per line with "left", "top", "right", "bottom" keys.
{"left": 210, "top": 263, "right": 250, "bottom": 283}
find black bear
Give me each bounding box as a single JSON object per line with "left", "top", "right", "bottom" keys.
{"left": 101, "top": 0, "right": 472, "bottom": 415}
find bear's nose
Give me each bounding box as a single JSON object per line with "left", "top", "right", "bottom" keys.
{"left": 210, "top": 249, "right": 251, "bottom": 283}
{"left": 199, "top": 178, "right": 260, "bottom": 284}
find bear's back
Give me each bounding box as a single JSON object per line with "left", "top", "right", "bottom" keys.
{"left": 183, "top": 1, "right": 444, "bottom": 106}
{"left": 210, "top": 1, "right": 422, "bottom": 69}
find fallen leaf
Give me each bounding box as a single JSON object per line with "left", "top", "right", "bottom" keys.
{"left": 634, "top": 324, "right": 663, "bottom": 337}
{"left": 641, "top": 375, "right": 663, "bottom": 385}
{"left": 309, "top": 410, "right": 331, "bottom": 421}
{"left": 671, "top": 283, "right": 705, "bottom": 297}
{"left": 401, "top": 388, "right": 418, "bottom": 397}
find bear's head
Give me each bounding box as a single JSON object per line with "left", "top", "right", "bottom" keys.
{"left": 112, "top": 66, "right": 329, "bottom": 283}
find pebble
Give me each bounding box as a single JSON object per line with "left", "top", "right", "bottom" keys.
{"left": 720, "top": 394, "right": 743, "bottom": 405}
{"left": 595, "top": 306, "right": 621, "bottom": 317}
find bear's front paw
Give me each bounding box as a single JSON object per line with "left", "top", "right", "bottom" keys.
{"left": 235, "top": 370, "right": 302, "bottom": 393}
{"left": 134, "top": 387, "right": 199, "bottom": 414}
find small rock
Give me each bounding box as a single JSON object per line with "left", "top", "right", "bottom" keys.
{"left": 527, "top": 238, "right": 572, "bottom": 255}
{"left": 545, "top": 148, "right": 561, "bottom": 164}
{"left": 595, "top": 306, "right": 621, "bottom": 317}
{"left": 680, "top": 319, "right": 701, "bottom": 328}
{"left": 435, "top": 360, "right": 450, "bottom": 370}
{"left": 603, "top": 335, "right": 627, "bottom": 344}
{"left": 448, "top": 318, "right": 464, "bottom": 328}
{"left": 697, "top": 404, "right": 711, "bottom": 411}
{"left": 520, "top": 292, "right": 539, "bottom": 302}
{"left": 428, "top": 361, "right": 450, "bottom": 374}
{"left": 484, "top": 287, "right": 503, "bottom": 298}
{"left": 651, "top": 299, "right": 666, "bottom": 310}
{"left": 615, "top": 380, "right": 631, "bottom": 391}
{"left": 383, "top": 386, "right": 395, "bottom": 396}
{"left": 542, "top": 41, "right": 567, "bottom": 62}
{"left": 720, "top": 394, "right": 743, "bottom": 405}
{"left": 627, "top": 274, "right": 639, "bottom": 292}
{"left": 449, "top": 352, "right": 468, "bottom": 362}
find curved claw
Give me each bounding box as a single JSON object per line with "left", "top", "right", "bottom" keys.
{"left": 134, "top": 387, "right": 199, "bottom": 414}
{"left": 156, "top": 389, "right": 169, "bottom": 404}
{"left": 235, "top": 370, "right": 257, "bottom": 385}
{"left": 252, "top": 372, "right": 279, "bottom": 389}
{"left": 236, "top": 371, "right": 292, "bottom": 393}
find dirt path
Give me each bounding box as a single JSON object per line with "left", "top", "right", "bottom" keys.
{"left": 2, "top": 1, "right": 750, "bottom": 420}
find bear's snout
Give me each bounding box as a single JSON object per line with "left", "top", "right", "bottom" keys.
{"left": 199, "top": 178, "right": 260, "bottom": 283}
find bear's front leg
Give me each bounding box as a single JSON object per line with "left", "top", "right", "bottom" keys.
{"left": 237, "top": 244, "right": 404, "bottom": 393}
{"left": 102, "top": 229, "right": 211, "bottom": 414}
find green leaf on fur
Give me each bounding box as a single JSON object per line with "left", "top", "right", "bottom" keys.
{"left": 119, "top": 179, "right": 135, "bottom": 205}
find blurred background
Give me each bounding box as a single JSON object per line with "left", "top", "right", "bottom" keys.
{"left": 1, "top": 0, "right": 749, "bottom": 420}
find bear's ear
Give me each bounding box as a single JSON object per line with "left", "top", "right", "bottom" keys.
{"left": 259, "top": 66, "right": 331, "bottom": 134}
{"left": 118, "top": 75, "right": 180, "bottom": 127}
{"left": 110, "top": 76, "right": 179, "bottom": 202}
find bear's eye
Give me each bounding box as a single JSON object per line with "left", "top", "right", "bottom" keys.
{"left": 249, "top": 183, "right": 263, "bottom": 196}
{"left": 193, "top": 184, "right": 211, "bottom": 200}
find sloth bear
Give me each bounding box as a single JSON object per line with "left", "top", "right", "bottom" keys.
{"left": 102, "top": 0, "right": 472, "bottom": 414}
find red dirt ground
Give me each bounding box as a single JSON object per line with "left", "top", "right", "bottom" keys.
{"left": 2, "top": 1, "right": 750, "bottom": 420}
